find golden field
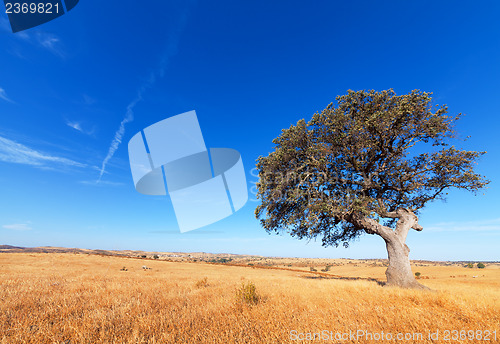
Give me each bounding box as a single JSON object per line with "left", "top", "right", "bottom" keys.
{"left": 0, "top": 252, "right": 499, "bottom": 343}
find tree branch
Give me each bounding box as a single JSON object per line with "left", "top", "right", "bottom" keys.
{"left": 377, "top": 198, "right": 399, "bottom": 218}
{"left": 350, "top": 213, "right": 395, "bottom": 242}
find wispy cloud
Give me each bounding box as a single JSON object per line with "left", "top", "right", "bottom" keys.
{"left": 35, "top": 32, "right": 64, "bottom": 57}
{"left": 2, "top": 223, "right": 32, "bottom": 231}
{"left": 0, "top": 135, "right": 87, "bottom": 169}
{"left": 79, "top": 180, "right": 124, "bottom": 187}
{"left": 82, "top": 94, "right": 96, "bottom": 105}
{"left": 97, "top": 8, "right": 190, "bottom": 183}
{"left": 0, "top": 87, "right": 14, "bottom": 103}
{"left": 426, "top": 218, "right": 500, "bottom": 232}
{"left": 0, "top": 16, "right": 64, "bottom": 57}
{"left": 0, "top": 16, "right": 11, "bottom": 32}
{"left": 65, "top": 120, "right": 95, "bottom": 136}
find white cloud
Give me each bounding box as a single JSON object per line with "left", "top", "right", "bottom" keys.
{"left": 0, "top": 135, "right": 87, "bottom": 169}
{"left": 79, "top": 180, "right": 124, "bottom": 187}
{"left": 67, "top": 121, "right": 82, "bottom": 132}
{"left": 65, "top": 120, "right": 95, "bottom": 136}
{"left": 426, "top": 218, "right": 500, "bottom": 232}
{"left": 3, "top": 223, "right": 32, "bottom": 231}
{"left": 0, "top": 16, "right": 64, "bottom": 57}
{"left": 0, "top": 87, "right": 14, "bottom": 103}
{"left": 35, "top": 32, "right": 64, "bottom": 57}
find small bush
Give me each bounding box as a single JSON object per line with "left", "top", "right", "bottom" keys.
{"left": 310, "top": 267, "right": 317, "bottom": 272}
{"left": 415, "top": 272, "right": 421, "bottom": 278}
{"left": 477, "top": 262, "right": 485, "bottom": 269}
{"left": 153, "top": 254, "right": 159, "bottom": 259}
{"left": 195, "top": 277, "right": 209, "bottom": 288}
{"left": 141, "top": 255, "right": 147, "bottom": 259}
{"left": 236, "top": 282, "right": 259, "bottom": 305}
{"left": 465, "top": 263, "right": 474, "bottom": 268}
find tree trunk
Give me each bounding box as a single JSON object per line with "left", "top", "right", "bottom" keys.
{"left": 352, "top": 208, "right": 429, "bottom": 289}
{"left": 384, "top": 236, "right": 426, "bottom": 289}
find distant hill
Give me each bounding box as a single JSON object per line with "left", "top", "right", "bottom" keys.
{"left": 0, "top": 245, "right": 24, "bottom": 250}
{"left": 1, "top": 245, "right": 498, "bottom": 265}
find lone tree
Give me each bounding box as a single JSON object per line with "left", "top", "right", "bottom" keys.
{"left": 255, "top": 89, "right": 489, "bottom": 289}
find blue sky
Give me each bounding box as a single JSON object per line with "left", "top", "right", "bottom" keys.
{"left": 0, "top": 1, "right": 499, "bottom": 261}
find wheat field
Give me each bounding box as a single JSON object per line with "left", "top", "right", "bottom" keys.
{"left": 1, "top": 253, "right": 499, "bottom": 343}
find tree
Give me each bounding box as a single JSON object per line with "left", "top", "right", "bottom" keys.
{"left": 477, "top": 262, "right": 485, "bottom": 269}
{"left": 255, "top": 89, "right": 489, "bottom": 289}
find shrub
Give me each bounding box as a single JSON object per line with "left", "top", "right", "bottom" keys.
{"left": 141, "top": 255, "right": 147, "bottom": 259}
{"left": 465, "top": 262, "right": 474, "bottom": 268}
{"left": 153, "top": 254, "right": 159, "bottom": 259}
{"left": 477, "top": 262, "right": 485, "bottom": 269}
{"left": 236, "top": 282, "right": 259, "bottom": 305}
{"left": 415, "top": 272, "right": 421, "bottom": 278}
{"left": 195, "top": 277, "right": 209, "bottom": 288}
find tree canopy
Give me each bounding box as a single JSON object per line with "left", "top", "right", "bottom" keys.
{"left": 255, "top": 89, "right": 489, "bottom": 248}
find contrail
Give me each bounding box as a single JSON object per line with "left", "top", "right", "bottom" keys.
{"left": 97, "top": 91, "right": 143, "bottom": 182}
{"left": 96, "top": 7, "right": 189, "bottom": 183}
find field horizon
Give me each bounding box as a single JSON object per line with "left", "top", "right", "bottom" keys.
{"left": 2, "top": 244, "right": 499, "bottom": 264}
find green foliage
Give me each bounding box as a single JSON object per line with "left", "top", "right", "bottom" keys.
{"left": 465, "top": 263, "right": 474, "bottom": 268}
{"left": 255, "top": 89, "right": 489, "bottom": 247}
{"left": 477, "top": 262, "right": 485, "bottom": 269}
{"left": 235, "top": 282, "right": 259, "bottom": 305}
{"left": 209, "top": 257, "right": 233, "bottom": 263}
{"left": 415, "top": 272, "right": 421, "bottom": 278}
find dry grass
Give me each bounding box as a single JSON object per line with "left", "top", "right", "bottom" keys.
{"left": 0, "top": 253, "right": 499, "bottom": 343}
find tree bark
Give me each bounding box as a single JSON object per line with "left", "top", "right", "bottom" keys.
{"left": 352, "top": 208, "right": 428, "bottom": 289}
{"left": 383, "top": 210, "right": 428, "bottom": 289}
{"left": 384, "top": 235, "right": 426, "bottom": 289}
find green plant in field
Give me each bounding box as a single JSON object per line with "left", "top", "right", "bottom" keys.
{"left": 477, "top": 262, "right": 485, "bottom": 269}
{"left": 415, "top": 272, "right": 421, "bottom": 278}
{"left": 236, "top": 282, "right": 259, "bottom": 305}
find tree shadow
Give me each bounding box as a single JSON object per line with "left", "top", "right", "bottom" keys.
{"left": 299, "top": 274, "right": 386, "bottom": 287}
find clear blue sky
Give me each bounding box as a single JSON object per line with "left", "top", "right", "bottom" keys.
{"left": 1, "top": 1, "right": 499, "bottom": 261}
